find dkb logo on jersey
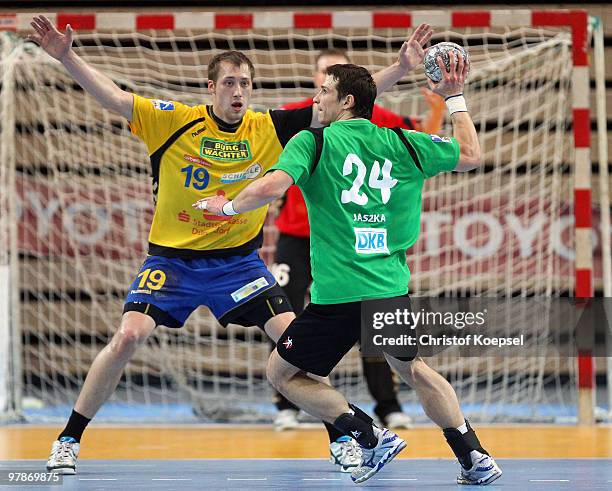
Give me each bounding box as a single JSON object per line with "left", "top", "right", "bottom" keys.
{"left": 200, "top": 138, "right": 252, "bottom": 162}
{"left": 354, "top": 227, "right": 389, "bottom": 255}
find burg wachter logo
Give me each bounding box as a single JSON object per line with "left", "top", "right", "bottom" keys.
{"left": 200, "top": 138, "right": 252, "bottom": 161}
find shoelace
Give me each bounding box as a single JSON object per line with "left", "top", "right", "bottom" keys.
{"left": 343, "top": 442, "right": 360, "bottom": 460}
{"left": 56, "top": 442, "right": 74, "bottom": 461}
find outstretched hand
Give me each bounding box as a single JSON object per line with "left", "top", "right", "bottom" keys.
{"left": 427, "top": 50, "right": 470, "bottom": 98}
{"left": 192, "top": 195, "right": 229, "bottom": 216}
{"left": 28, "top": 15, "right": 74, "bottom": 61}
{"left": 398, "top": 23, "right": 433, "bottom": 73}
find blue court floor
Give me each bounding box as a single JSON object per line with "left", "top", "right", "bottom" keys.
{"left": 1, "top": 459, "right": 612, "bottom": 490}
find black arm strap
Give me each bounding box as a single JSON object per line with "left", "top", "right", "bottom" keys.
{"left": 305, "top": 127, "right": 325, "bottom": 174}
{"left": 390, "top": 127, "right": 424, "bottom": 174}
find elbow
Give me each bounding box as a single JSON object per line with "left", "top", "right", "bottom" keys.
{"left": 259, "top": 179, "right": 285, "bottom": 202}
{"left": 109, "top": 91, "right": 133, "bottom": 119}
{"left": 457, "top": 145, "right": 482, "bottom": 172}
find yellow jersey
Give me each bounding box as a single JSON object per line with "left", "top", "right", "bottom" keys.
{"left": 129, "top": 95, "right": 312, "bottom": 258}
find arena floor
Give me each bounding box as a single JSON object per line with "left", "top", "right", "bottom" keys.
{"left": 1, "top": 426, "right": 611, "bottom": 489}
{"left": 2, "top": 458, "right": 612, "bottom": 490}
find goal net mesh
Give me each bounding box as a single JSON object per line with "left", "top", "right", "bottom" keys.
{"left": 0, "top": 23, "right": 580, "bottom": 422}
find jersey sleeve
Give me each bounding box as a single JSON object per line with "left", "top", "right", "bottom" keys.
{"left": 129, "top": 95, "right": 186, "bottom": 155}
{"left": 403, "top": 130, "right": 460, "bottom": 178}
{"left": 270, "top": 130, "right": 316, "bottom": 186}
{"left": 268, "top": 106, "right": 313, "bottom": 147}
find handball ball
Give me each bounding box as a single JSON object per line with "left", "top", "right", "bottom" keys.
{"left": 424, "top": 42, "right": 469, "bottom": 83}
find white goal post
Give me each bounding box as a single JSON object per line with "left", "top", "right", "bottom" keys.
{"left": 0, "top": 9, "right": 608, "bottom": 424}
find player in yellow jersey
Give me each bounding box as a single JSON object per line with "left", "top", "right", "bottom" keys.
{"left": 29, "top": 15, "right": 432, "bottom": 474}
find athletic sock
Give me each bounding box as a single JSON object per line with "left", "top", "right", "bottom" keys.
{"left": 442, "top": 419, "right": 489, "bottom": 469}
{"left": 58, "top": 410, "right": 91, "bottom": 443}
{"left": 333, "top": 404, "right": 378, "bottom": 449}
{"left": 324, "top": 421, "right": 345, "bottom": 444}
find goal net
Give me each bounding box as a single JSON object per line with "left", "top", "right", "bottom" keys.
{"left": 0, "top": 10, "right": 596, "bottom": 422}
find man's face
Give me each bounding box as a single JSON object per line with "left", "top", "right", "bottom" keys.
{"left": 312, "top": 74, "right": 347, "bottom": 125}
{"left": 314, "top": 54, "right": 349, "bottom": 88}
{"left": 208, "top": 61, "right": 252, "bottom": 124}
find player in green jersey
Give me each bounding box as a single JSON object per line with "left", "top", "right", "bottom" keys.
{"left": 195, "top": 53, "right": 501, "bottom": 485}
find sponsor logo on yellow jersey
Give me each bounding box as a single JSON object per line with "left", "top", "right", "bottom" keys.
{"left": 200, "top": 138, "right": 252, "bottom": 161}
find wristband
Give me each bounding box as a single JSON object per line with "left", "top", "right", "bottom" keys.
{"left": 222, "top": 200, "right": 238, "bottom": 216}
{"left": 445, "top": 94, "right": 468, "bottom": 116}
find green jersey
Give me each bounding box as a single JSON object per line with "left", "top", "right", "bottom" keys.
{"left": 272, "top": 119, "right": 459, "bottom": 304}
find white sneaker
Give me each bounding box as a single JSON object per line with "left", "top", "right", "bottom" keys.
{"left": 385, "top": 411, "right": 413, "bottom": 429}
{"left": 350, "top": 427, "right": 406, "bottom": 483}
{"left": 329, "top": 437, "right": 362, "bottom": 473}
{"left": 457, "top": 450, "right": 502, "bottom": 485}
{"left": 46, "top": 437, "right": 80, "bottom": 474}
{"left": 273, "top": 409, "right": 300, "bottom": 431}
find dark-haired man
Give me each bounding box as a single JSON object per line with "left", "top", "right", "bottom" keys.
{"left": 271, "top": 47, "right": 445, "bottom": 435}
{"left": 196, "top": 58, "right": 502, "bottom": 485}
{"left": 29, "top": 15, "right": 433, "bottom": 474}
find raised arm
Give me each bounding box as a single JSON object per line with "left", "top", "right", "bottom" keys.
{"left": 29, "top": 15, "right": 133, "bottom": 121}
{"left": 192, "top": 171, "right": 294, "bottom": 217}
{"left": 428, "top": 51, "right": 481, "bottom": 172}
{"left": 372, "top": 23, "right": 433, "bottom": 97}
{"left": 418, "top": 88, "right": 445, "bottom": 134}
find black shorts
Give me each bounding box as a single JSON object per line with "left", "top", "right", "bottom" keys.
{"left": 276, "top": 302, "right": 361, "bottom": 377}
{"left": 125, "top": 283, "right": 293, "bottom": 330}
{"left": 219, "top": 283, "right": 294, "bottom": 329}
{"left": 274, "top": 233, "right": 311, "bottom": 314}
{"left": 276, "top": 297, "right": 417, "bottom": 377}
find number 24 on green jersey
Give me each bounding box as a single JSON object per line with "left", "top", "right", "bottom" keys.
{"left": 340, "top": 153, "right": 398, "bottom": 206}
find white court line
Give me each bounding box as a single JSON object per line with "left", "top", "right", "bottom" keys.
{"left": 378, "top": 478, "right": 418, "bottom": 481}
{"left": 227, "top": 478, "right": 268, "bottom": 481}
{"left": 152, "top": 478, "right": 192, "bottom": 481}
{"left": 78, "top": 478, "right": 117, "bottom": 481}
{"left": 529, "top": 480, "right": 570, "bottom": 482}
{"left": 302, "top": 478, "right": 342, "bottom": 481}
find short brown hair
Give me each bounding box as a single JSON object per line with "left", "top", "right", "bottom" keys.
{"left": 326, "top": 64, "right": 376, "bottom": 120}
{"left": 315, "top": 48, "right": 350, "bottom": 69}
{"left": 208, "top": 51, "right": 255, "bottom": 83}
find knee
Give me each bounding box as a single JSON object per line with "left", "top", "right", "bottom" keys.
{"left": 403, "top": 358, "right": 432, "bottom": 386}
{"left": 111, "top": 313, "right": 154, "bottom": 354}
{"left": 266, "top": 351, "right": 289, "bottom": 391}
{"left": 387, "top": 354, "right": 424, "bottom": 386}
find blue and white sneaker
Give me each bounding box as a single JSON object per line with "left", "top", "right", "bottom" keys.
{"left": 330, "top": 436, "right": 362, "bottom": 473}
{"left": 46, "top": 436, "right": 80, "bottom": 474}
{"left": 456, "top": 450, "right": 502, "bottom": 485}
{"left": 350, "top": 427, "right": 406, "bottom": 483}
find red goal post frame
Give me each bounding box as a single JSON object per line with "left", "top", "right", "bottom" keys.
{"left": 2, "top": 9, "right": 595, "bottom": 422}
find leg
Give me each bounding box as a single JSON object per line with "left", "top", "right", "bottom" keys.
{"left": 267, "top": 348, "right": 349, "bottom": 422}
{"left": 361, "top": 355, "right": 410, "bottom": 427}
{"left": 73, "top": 312, "right": 156, "bottom": 419}
{"left": 269, "top": 234, "right": 312, "bottom": 423}
{"left": 47, "top": 312, "right": 156, "bottom": 474}
{"left": 384, "top": 355, "right": 462, "bottom": 428}
{"left": 265, "top": 312, "right": 302, "bottom": 430}
{"left": 265, "top": 312, "right": 332, "bottom": 388}
{"left": 268, "top": 347, "right": 406, "bottom": 484}
{"left": 385, "top": 354, "right": 501, "bottom": 484}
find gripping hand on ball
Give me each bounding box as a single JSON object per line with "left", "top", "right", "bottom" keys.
{"left": 428, "top": 50, "right": 469, "bottom": 99}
